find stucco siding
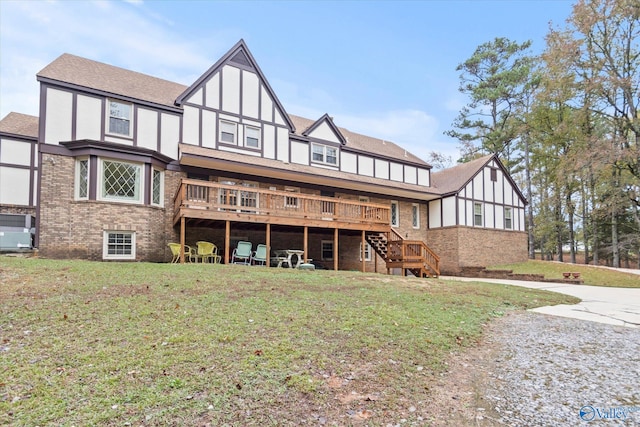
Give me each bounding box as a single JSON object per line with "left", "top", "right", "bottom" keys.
{"left": 44, "top": 88, "right": 73, "bottom": 144}
{"left": 75, "top": 95, "right": 101, "bottom": 141}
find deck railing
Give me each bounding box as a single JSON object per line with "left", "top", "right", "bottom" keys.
{"left": 386, "top": 229, "right": 441, "bottom": 277}
{"left": 174, "top": 179, "right": 390, "bottom": 226}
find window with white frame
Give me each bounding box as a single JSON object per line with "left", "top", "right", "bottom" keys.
{"left": 412, "top": 203, "right": 420, "bottom": 229}
{"left": 103, "top": 231, "right": 135, "bottom": 260}
{"left": 359, "top": 242, "right": 372, "bottom": 261}
{"left": 152, "top": 169, "right": 164, "bottom": 206}
{"left": 474, "top": 202, "right": 483, "bottom": 227}
{"left": 244, "top": 125, "right": 260, "bottom": 149}
{"left": 284, "top": 186, "right": 300, "bottom": 208}
{"left": 321, "top": 240, "right": 334, "bottom": 261}
{"left": 390, "top": 201, "right": 399, "bottom": 227}
{"left": 311, "top": 143, "right": 338, "bottom": 166}
{"left": 76, "top": 158, "right": 89, "bottom": 200}
{"left": 219, "top": 120, "right": 237, "bottom": 144}
{"left": 100, "top": 159, "right": 142, "bottom": 203}
{"left": 504, "top": 207, "right": 512, "bottom": 229}
{"left": 108, "top": 100, "right": 132, "bottom": 137}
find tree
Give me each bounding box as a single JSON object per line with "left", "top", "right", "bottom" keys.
{"left": 446, "top": 37, "right": 535, "bottom": 174}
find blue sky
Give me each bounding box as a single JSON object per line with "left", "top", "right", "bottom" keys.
{"left": 0, "top": 0, "right": 575, "bottom": 163}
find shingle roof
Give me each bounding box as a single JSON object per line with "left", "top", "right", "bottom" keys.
{"left": 430, "top": 154, "right": 493, "bottom": 194}
{"left": 36, "top": 53, "right": 429, "bottom": 167}
{"left": 0, "top": 112, "right": 39, "bottom": 139}
{"left": 37, "top": 53, "right": 187, "bottom": 107}
{"left": 289, "top": 115, "right": 428, "bottom": 166}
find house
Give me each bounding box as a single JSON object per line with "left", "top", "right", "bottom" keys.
{"left": 0, "top": 40, "right": 527, "bottom": 275}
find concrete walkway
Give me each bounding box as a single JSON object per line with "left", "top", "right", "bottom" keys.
{"left": 443, "top": 275, "right": 640, "bottom": 329}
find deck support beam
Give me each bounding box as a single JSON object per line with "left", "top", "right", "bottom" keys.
{"left": 266, "top": 223, "right": 271, "bottom": 266}
{"left": 303, "top": 226, "right": 308, "bottom": 263}
{"left": 361, "top": 230, "right": 365, "bottom": 273}
{"left": 224, "top": 221, "right": 230, "bottom": 264}
{"left": 180, "top": 217, "right": 186, "bottom": 264}
{"left": 333, "top": 228, "right": 339, "bottom": 271}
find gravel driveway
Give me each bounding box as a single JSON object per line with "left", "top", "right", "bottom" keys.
{"left": 429, "top": 312, "right": 640, "bottom": 426}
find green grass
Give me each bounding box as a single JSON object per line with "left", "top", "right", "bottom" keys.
{"left": 489, "top": 260, "right": 640, "bottom": 288}
{"left": 0, "top": 256, "right": 578, "bottom": 426}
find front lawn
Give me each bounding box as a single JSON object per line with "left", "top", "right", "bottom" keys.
{"left": 0, "top": 257, "right": 577, "bottom": 426}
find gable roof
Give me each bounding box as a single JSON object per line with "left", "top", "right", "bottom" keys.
{"left": 0, "top": 112, "right": 39, "bottom": 139}
{"left": 34, "top": 46, "right": 430, "bottom": 169}
{"left": 175, "top": 39, "right": 295, "bottom": 131}
{"left": 289, "top": 114, "right": 429, "bottom": 167}
{"left": 301, "top": 113, "right": 347, "bottom": 145}
{"left": 430, "top": 154, "right": 494, "bottom": 194}
{"left": 37, "top": 53, "right": 186, "bottom": 108}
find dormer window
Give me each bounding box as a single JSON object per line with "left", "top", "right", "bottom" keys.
{"left": 311, "top": 143, "right": 338, "bottom": 166}
{"left": 219, "top": 120, "right": 237, "bottom": 144}
{"left": 245, "top": 126, "right": 260, "bottom": 149}
{"left": 108, "top": 100, "right": 132, "bottom": 137}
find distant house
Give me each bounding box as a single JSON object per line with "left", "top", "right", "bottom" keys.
{"left": 0, "top": 40, "right": 527, "bottom": 275}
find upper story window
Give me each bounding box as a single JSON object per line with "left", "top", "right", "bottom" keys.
{"left": 311, "top": 143, "right": 338, "bottom": 166}
{"left": 100, "top": 159, "right": 142, "bottom": 203}
{"left": 504, "top": 207, "right": 513, "bottom": 229}
{"left": 220, "top": 120, "right": 237, "bottom": 144}
{"left": 474, "top": 202, "right": 483, "bottom": 227}
{"left": 108, "top": 100, "right": 132, "bottom": 137}
{"left": 245, "top": 126, "right": 260, "bottom": 149}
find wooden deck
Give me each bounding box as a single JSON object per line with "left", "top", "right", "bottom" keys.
{"left": 173, "top": 179, "right": 391, "bottom": 232}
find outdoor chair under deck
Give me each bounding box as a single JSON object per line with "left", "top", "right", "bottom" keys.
{"left": 251, "top": 244, "right": 268, "bottom": 266}
{"left": 232, "top": 241, "right": 252, "bottom": 265}
{"left": 196, "top": 241, "right": 221, "bottom": 264}
{"left": 168, "top": 243, "right": 198, "bottom": 263}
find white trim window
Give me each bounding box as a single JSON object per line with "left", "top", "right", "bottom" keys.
{"left": 504, "top": 207, "right": 513, "bottom": 229}
{"left": 359, "top": 242, "right": 372, "bottom": 262}
{"left": 108, "top": 100, "right": 132, "bottom": 137}
{"left": 219, "top": 120, "right": 237, "bottom": 144}
{"left": 474, "top": 202, "right": 483, "bottom": 227}
{"left": 390, "top": 201, "right": 399, "bottom": 227}
{"left": 75, "top": 158, "right": 89, "bottom": 200}
{"left": 284, "top": 186, "right": 300, "bottom": 208}
{"left": 152, "top": 168, "right": 164, "bottom": 206}
{"left": 321, "top": 240, "right": 334, "bottom": 261}
{"left": 103, "top": 231, "right": 135, "bottom": 260}
{"left": 412, "top": 203, "right": 420, "bottom": 229}
{"left": 311, "top": 143, "right": 338, "bottom": 166}
{"left": 244, "top": 125, "right": 261, "bottom": 149}
{"left": 99, "top": 159, "right": 143, "bottom": 203}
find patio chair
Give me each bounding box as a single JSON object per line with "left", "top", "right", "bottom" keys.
{"left": 251, "top": 244, "right": 268, "bottom": 266}
{"left": 231, "top": 241, "right": 252, "bottom": 265}
{"left": 196, "top": 241, "right": 221, "bottom": 264}
{"left": 168, "top": 243, "right": 198, "bottom": 263}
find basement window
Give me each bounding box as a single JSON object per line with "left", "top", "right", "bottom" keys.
{"left": 103, "top": 231, "right": 135, "bottom": 260}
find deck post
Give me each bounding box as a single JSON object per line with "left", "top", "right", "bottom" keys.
{"left": 361, "top": 230, "right": 365, "bottom": 272}
{"left": 333, "top": 228, "right": 339, "bottom": 271}
{"left": 225, "top": 220, "right": 230, "bottom": 264}
{"left": 303, "top": 226, "right": 308, "bottom": 262}
{"left": 180, "top": 217, "right": 186, "bottom": 264}
{"left": 266, "top": 223, "right": 271, "bottom": 267}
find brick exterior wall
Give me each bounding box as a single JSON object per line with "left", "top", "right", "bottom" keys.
{"left": 38, "top": 153, "right": 183, "bottom": 262}
{"left": 426, "top": 226, "right": 527, "bottom": 275}
{"left": 0, "top": 206, "right": 36, "bottom": 216}
{"left": 35, "top": 154, "right": 525, "bottom": 272}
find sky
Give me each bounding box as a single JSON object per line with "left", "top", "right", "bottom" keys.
{"left": 0, "top": 0, "right": 575, "bottom": 164}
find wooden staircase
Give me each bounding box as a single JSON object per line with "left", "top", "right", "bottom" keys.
{"left": 366, "top": 230, "right": 440, "bottom": 278}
